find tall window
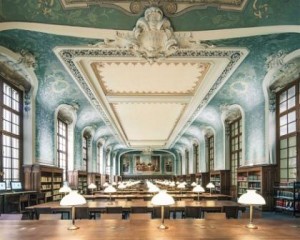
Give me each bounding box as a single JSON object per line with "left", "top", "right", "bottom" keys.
{"left": 207, "top": 136, "right": 214, "bottom": 171}
{"left": 0, "top": 80, "right": 22, "bottom": 188}
{"left": 229, "top": 118, "right": 242, "bottom": 186}
{"left": 57, "top": 119, "right": 68, "bottom": 181}
{"left": 193, "top": 143, "right": 199, "bottom": 172}
{"left": 185, "top": 149, "right": 189, "bottom": 174}
{"left": 82, "top": 136, "right": 88, "bottom": 172}
{"left": 277, "top": 81, "right": 298, "bottom": 183}
{"left": 97, "top": 142, "right": 101, "bottom": 173}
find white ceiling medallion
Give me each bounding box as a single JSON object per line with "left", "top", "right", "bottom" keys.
{"left": 54, "top": 7, "right": 248, "bottom": 150}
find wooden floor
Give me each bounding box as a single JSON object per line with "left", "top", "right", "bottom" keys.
{"left": 0, "top": 219, "right": 299, "bottom": 239}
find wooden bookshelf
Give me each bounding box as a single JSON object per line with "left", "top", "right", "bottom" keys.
{"left": 210, "top": 170, "right": 230, "bottom": 195}
{"left": 31, "top": 164, "right": 63, "bottom": 201}
{"left": 273, "top": 181, "right": 300, "bottom": 216}
{"left": 237, "top": 165, "right": 277, "bottom": 210}
{"left": 68, "top": 170, "right": 88, "bottom": 194}
{"left": 195, "top": 172, "right": 209, "bottom": 189}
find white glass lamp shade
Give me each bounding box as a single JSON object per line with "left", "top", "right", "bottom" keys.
{"left": 60, "top": 191, "right": 86, "bottom": 206}
{"left": 151, "top": 190, "right": 175, "bottom": 206}
{"left": 88, "top": 183, "right": 97, "bottom": 189}
{"left": 238, "top": 190, "right": 266, "bottom": 206}
{"left": 206, "top": 182, "right": 215, "bottom": 189}
{"left": 169, "top": 182, "right": 176, "bottom": 187}
{"left": 148, "top": 185, "right": 160, "bottom": 193}
{"left": 104, "top": 185, "right": 117, "bottom": 193}
{"left": 191, "top": 182, "right": 197, "bottom": 187}
{"left": 118, "top": 183, "right": 126, "bottom": 189}
{"left": 177, "top": 183, "right": 186, "bottom": 189}
{"left": 103, "top": 182, "right": 109, "bottom": 187}
{"left": 193, "top": 185, "right": 205, "bottom": 193}
{"left": 59, "top": 185, "right": 72, "bottom": 193}
{"left": 112, "top": 182, "right": 117, "bottom": 186}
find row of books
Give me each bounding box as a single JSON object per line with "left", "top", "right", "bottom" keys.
{"left": 275, "top": 199, "right": 300, "bottom": 211}
{"left": 276, "top": 190, "right": 300, "bottom": 199}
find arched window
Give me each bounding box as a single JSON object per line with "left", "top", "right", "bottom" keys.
{"left": 276, "top": 80, "right": 299, "bottom": 182}
{"left": 57, "top": 117, "right": 68, "bottom": 181}
{"left": 193, "top": 143, "right": 199, "bottom": 173}
{"left": 229, "top": 118, "right": 242, "bottom": 187}
{"left": 185, "top": 149, "right": 189, "bottom": 174}
{"left": 208, "top": 136, "right": 214, "bottom": 172}
{"left": 0, "top": 78, "right": 23, "bottom": 188}
{"left": 82, "top": 135, "right": 88, "bottom": 172}
{"left": 55, "top": 104, "right": 77, "bottom": 181}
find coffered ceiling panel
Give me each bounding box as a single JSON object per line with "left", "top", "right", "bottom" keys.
{"left": 93, "top": 62, "right": 209, "bottom": 95}
{"left": 112, "top": 102, "right": 186, "bottom": 147}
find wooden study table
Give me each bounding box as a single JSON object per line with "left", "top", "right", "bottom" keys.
{"left": 26, "top": 200, "right": 244, "bottom": 219}
{"left": 0, "top": 219, "right": 299, "bottom": 240}
{"left": 0, "top": 190, "right": 36, "bottom": 213}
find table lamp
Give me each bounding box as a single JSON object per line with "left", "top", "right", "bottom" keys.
{"left": 104, "top": 185, "right": 117, "bottom": 203}
{"left": 192, "top": 184, "right": 205, "bottom": 201}
{"left": 148, "top": 185, "right": 160, "bottom": 195}
{"left": 103, "top": 182, "right": 109, "bottom": 188}
{"left": 88, "top": 183, "right": 97, "bottom": 195}
{"left": 60, "top": 190, "right": 86, "bottom": 230}
{"left": 151, "top": 190, "right": 175, "bottom": 229}
{"left": 238, "top": 189, "right": 266, "bottom": 229}
{"left": 206, "top": 182, "right": 215, "bottom": 195}
{"left": 191, "top": 182, "right": 197, "bottom": 187}
{"left": 177, "top": 182, "right": 185, "bottom": 196}
{"left": 59, "top": 183, "right": 72, "bottom": 196}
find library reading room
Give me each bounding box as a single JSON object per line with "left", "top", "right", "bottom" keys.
{"left": 0, "top": 1, "right": 300, "bottom": 239}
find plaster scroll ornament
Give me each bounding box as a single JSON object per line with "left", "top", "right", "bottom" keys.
{"left": 94, "top": 6, "right": 214, "bottom": 62}
{"left": 265, "top": 50, "right": 286, "bottom": 71}
{"left": 18, "top": 49, "right": 37, "bottom": 69}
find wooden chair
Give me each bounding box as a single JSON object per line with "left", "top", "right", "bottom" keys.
{"left": 39, "top": 214, "right": 62, "bottom": 220}
{"left": 0, "top": 214, "right": 23, "bottom": 220}
{"left": 35, "top": 207, "right": 53, "bottom": 220}
{"left": 184, "top": 206, "right": 201, "bottom": 218}
{"left": 131, "top": 206, "right": 148, "bottom": 213}
{"left": 223, "top": 206, "right": 239, "bottom": 219}
{"left": 129, "top": 213, "right": 152, "bottom": 220}
{"left": 204, "top": 212, "right": 226, "bottom": 220}
{"left": 10, "top": 194, "right": 30, "bottom": 213}
{"left": 152, "top": 206, "right": 170, "bottom": 219}
{"left": 75, "top": 207, "right": 89, "bottom": 219}
{"left": 101, "top": 213, "right": 123, "bottom": 220}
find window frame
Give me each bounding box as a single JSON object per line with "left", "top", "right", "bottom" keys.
{"left": 57, "top": 117, "right": 68, "bottom": 181}
{"left": 0, "top": 77, "right": 23, "bottom": 188}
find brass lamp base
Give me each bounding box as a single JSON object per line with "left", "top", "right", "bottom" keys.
{"left": 68, "top": 224, "right": 79, "bottom": 230}
{"left": 158, "top": 224, "right": 168, "bottom": 230}
{"left": 245, "top": 223, "right": 258, "bottom": 229}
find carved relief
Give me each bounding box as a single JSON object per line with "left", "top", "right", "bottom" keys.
{"left": 265, "top": 50, "right": 285, "bottom": 71}
{"left": 220, "top": 104, "right": 242, "bottom": 123}
{"left": 95, "top": 6, "right": 214, "bottom": 62}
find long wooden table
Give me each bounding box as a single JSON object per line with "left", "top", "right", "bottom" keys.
{"left": 0, "top": 219, "right": 299, "bottom": 239}
{"left": 26, "top": 200, "right": 244, "bottom": 219}
{"left": 84, "top": 193, "right": 231, "bottom": 201}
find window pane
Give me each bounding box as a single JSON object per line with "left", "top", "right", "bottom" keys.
{"left": 280, "top": 158, "right": 287, "bottom": 168}
{"left": 289, "top": 136, "right": 296, "bottom": 146}
{"left": 279, "top": 91, "right": 286, "bottom": 103}
{"left": 288, "top": 98, "right": 295, "bottom": 109}
{"left": 280, "top": 125, "right": 287, "bottom": 136}
{"left": 289, "top": 157, "right": 297, "bottom": 167}
{"left": 288, "top": 86, "right": 295, "bottom": 99}
{"left": 288, "top": 122, "right": 296, "bottom": 133}
{"left": 280, "top": 115, "right": 287, "bottom": 126}
{"left": 280, "top": 169, "right": 287, "bottom": 178}
{"left": 280, "top": 139, "right": 287, "bottom": 149}
{"left": 288, "top": 147, "right": 296, "bottom": 157}
{"left": 280, "top": 149, "right": 287, "bottom": 158}
{"left": 288, "top": 168, "right": 297, "bottom": 179}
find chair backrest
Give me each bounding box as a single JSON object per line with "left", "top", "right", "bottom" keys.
{"left": 0, "top": 214, "right": 23, "bottom": 220}
{"left": 131, "top": 206, "right": 148, "bottom": 213}
{"left": 184, "top": 206, "right": 201, "bottom": 218}
{"left": 223, "top": 206, "right": 239, "bottom": 219}
{"left": 152, "top": 206, "right": 170, "bottom": 219}
{"left": 106, "top": 207, "right": 123, "bottom": 214}
{"left": 101, "top": 213, "right": 123, "bottom": 220}
{"left": 204, "top": 212, "right": 226, "bottom": 220}
{"left": 130, "top": 213, "right": 151, "bottom": 220}
{"left": 39, "top": 214, "right": 61, "bottom": 220}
